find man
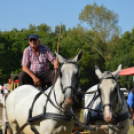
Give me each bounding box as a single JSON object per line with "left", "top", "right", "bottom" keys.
{"left": 127, "top": 87, "right": 134, "bottom": 126}
{"left": 19, "top": 34, "right": 58, "bottom": 87}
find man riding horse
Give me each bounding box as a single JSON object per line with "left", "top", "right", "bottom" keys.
{"left": 18, "top": 34, "right": 58, "bottom": 88}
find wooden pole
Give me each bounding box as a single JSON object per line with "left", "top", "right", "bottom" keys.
{"left": 8, "top": 79, "right": 11, "bottom": 92}
{"left": 54, "top": 22, "right": 62, "bottom": 83}
{"left": 57, "top": 22, "right": 62, "bottom": 54}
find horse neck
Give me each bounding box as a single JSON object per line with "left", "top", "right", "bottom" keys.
{"left": 50, "top": 77, "right": 64, "bottom": 108}
{"left": 117, "top": 93, "right": 128, "bottom": 115}
{"left": 54, "top": 76, "right": 63, "bottom": 93}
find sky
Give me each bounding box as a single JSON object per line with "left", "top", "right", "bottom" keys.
{"left": 0, "top": 0, "right": 134, "bottom": 34}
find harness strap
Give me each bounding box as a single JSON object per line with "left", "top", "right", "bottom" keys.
{"left": 6, "top": 122, "right": 13, "bottom": 134}
{"left": 103, "top": 104, "right": 112, "bottom": 109}
{"left": 114, "top": 112, "right": 129, "bottom": 123}
{"left": 82, "top": 93, "right": 103, "bottom": 113}
{"left": 15, "top": 122, "right": 29, "bottom": 134}
{"left": 76, "top": 90, "right": 98, "bottom": 95}
{"left": 29, "top": 85, "right": 54, "bottom": 118}
{"left": 87, "top": 112, "right": 129, "bottom": 126}
{"left": 15, "top": 122, "right": 40, "bottom": 134}
{"left": 15, "top": 84, "right": 73, "bottom": 134}
{"left": 15, "top": 87, "right": 51, "bottom": 134}
{"left": 29, "top": 91, "right": 43, "bottom": 118}
{"left": 62, "top": 86, "right": 75, "bottom": 93}
{"left": 15, "top": 112, "right": 72, "bottom": 134}
{"left": 28, "top": 113, "right": 72, "bottom": 123}
{"left": 31, "top": 125, "right": 40, "bottom": 134}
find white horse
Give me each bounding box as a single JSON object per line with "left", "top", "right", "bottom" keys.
{"left": 84, "top": 65, "right": 130, "bottom": 134}
{"left": 5, "top": 50, "right": 82, "bottom": 134}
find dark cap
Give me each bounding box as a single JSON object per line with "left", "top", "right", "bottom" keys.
{"left": 29, "top": 34, "right": 39, "bottom": 39}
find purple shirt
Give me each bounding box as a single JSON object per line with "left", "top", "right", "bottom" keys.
{"left": 22, "top": 44, "right": 56, "bottom": 74}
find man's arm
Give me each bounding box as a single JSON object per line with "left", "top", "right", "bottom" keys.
{"left": 22, "top": 65, "right": 41, "bottom": 86}
{"left": 53, "top": 59, "right": 59, "bottom": 69}
{"left": 46, "top": 47, "right": 59, "bottom": 69}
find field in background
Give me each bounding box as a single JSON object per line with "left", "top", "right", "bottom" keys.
{"left": 128, "top": 120, "right": 134, "bottom": 134}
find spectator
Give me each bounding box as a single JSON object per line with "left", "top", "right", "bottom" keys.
{"left": 127, "top": 86, "right": 134, "bottom": 125}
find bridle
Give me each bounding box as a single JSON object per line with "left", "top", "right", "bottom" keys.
{"left": 49, "top": 60, "right": 80, "bottom": 110}
{"left": 84, "top": 72, "right": 130, "bottom": 127}
{"left": 59, "top": 61, "right": 80, "bottom": 94}
{"left": 97, "top": 73, "right": 121, "bottom": 113}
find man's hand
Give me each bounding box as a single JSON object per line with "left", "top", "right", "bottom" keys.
{"left": 54, "top": 60, "right": 59, "bottom": 69}
{"left": 22, "top": 65, "right": 41, "bottom": 86}
{"left": 32, "top": 76, "right": 41, "bottom": 86}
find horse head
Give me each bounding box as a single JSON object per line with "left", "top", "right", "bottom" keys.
{"left": 95, "top": 65, "right": 122, "bottom": 123}
{"left": 56, "top": 50, "right": 82, "bottom": 107}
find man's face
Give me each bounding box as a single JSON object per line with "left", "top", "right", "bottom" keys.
{"left": 29, "top": 38, "right": 40, "bottom": 49}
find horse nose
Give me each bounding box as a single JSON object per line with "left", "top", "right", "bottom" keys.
{"left": 104, "top": 112, "right": 113, "bottom": 122}
{"left": 104, "top": 115, "right": 113, "bottom": 122}
{"left": 104, "top": 107, "right": 113, "bottom": 122}
{"left": 65, "top": 98, "right": 73, "bottom": 105}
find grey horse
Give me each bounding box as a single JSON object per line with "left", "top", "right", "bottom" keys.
{"left": 84, "top": 65, "right": 130, "bottom": 134}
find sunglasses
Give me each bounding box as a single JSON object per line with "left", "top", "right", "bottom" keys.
{"left": 29, "top": 38, "right": 38, "bottom": 42}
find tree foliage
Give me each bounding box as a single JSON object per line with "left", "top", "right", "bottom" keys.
{"left": 0, "top": 3, "right": 134, "bottom": 90}
{"left": 79, "top": 2, "right": 120, "bottom": 63}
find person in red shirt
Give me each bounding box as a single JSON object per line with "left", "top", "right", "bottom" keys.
{"left": 19, "top": 34, "right": 58, "bottom": 87}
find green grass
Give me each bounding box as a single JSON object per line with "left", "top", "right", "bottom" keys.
{"left": 128, "top": 120, "right": 134, "bottom": 134}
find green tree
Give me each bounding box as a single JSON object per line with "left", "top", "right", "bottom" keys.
{"left": 38, "top": 23, "right": 51, "bottom": 33}
{"left": 79, "top": 2, "right": 120, "bottom": 63}
{"left": 106, "top": 29, "right": 134, "bottom": 89}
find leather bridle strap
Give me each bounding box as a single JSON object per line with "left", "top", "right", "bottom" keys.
{"left": 62, "top": 86, "right": 76, "bottom": 93}
{"left": 103, "top": 104, "right": 113, "bottom": 109}
{"left": 76, "top": 90, "right": 98, "bottom": 95}
{"left": 28, "top": 86, "right": 54, "bottom": 119}
{"left": 60, "top": 61, "right": 77, "bottom": 66}
{"left": 60, "top": 61, "right": 79, "bottom": 94}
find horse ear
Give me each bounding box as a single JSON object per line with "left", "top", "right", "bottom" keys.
{"left": 95, "top": 65, "right": 103, "bottom": 79}
{"left": 112, "top": 64, "right": 122, "bottom": 78}
{"left": 55, "top": 51, "right": 65, "bottom": 63}
{"left": 73, "top": 50, "right": 82, "bottom": 63}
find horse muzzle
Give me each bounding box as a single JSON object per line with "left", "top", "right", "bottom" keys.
{"left": 65, "top": 98, "right": 73, "bottom": 106}
{"left": 103, "top": 107, "right": 113, "bottom": 122}
{"left": 104, "top": 114, "right": 113, "bottom": 123}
